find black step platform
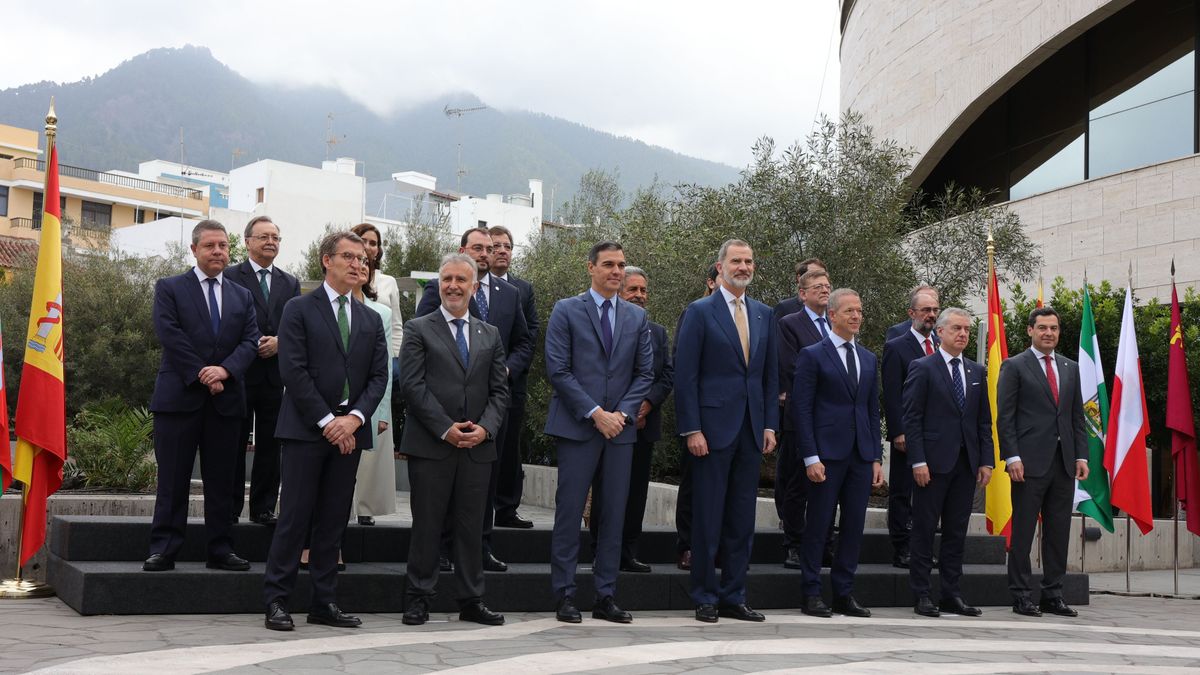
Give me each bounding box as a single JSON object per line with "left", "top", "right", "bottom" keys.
{"left": 47, "top": 516, "right": 1088, "bottom": 615}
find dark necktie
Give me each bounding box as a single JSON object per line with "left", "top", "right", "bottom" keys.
{"left": 843, "top": 341, "right": 857, "bottom": 385}
{"left": 337, "top": 296, "right": 350, "bottom": 399}
{"left": 452, "top": 318, "right": 469, "bottom": 368}
{"left": 950, "top": 357, "right": 966, "bottom": 410}
{"left": 474, "top": 278, "right": 490, "bottom": 322}
{"left": 816, "top": 316, "right": 829, "bottom": 338}
{"left": 258, "top": 269, "right": 270, "bottom": 302}
{"left": 600, "top": 299, "right": 613, "bottom": 356}
{"left": 1044, "top": 354, "right": 1059, "bottom": 406}
{"left": 924, "top": 336, "right": 934, "bottom": 356}
{"left": 205, "top": 278, "right": 220, "bottom": 336}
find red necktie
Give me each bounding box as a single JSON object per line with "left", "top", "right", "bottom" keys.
{"left": 1043, "top": 354, "right": 1059, "bottom": 406}
{"left": 924, "top": 337, "right": 933, "bottom": 356}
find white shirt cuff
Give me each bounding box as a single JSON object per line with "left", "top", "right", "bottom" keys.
{"left": 912, "top": 462, "right": 927, "bottom": 468}
{"left": 349, "top": 410, "right": 366, "bottom": 426}
{"left": 804, "top": 455, "right": 820, "bottom": 467}
{"left": 586, "top": 405, "right": 600, "bottom": 419}
{"left": 1006, "top": 456, "right": 1021, "bottom": 464}
{"left": 318, "top": 413, "right": 334, "bottom": 428}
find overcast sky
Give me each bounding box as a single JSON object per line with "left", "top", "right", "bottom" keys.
{"left": 2, "top": 1, "right": 840, "bottom": 168}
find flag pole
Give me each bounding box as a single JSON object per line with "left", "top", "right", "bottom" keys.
{"left": 0, "top": 100, "right": 58, "bottom": 600}
{"left": 1125, "top": 262, "right": 1132, "bottom": 595}
{"left": 1079, "top": 513, "right": 1086, "bottom": 573}
{"left": 1171, "top": 257, "right": 1180, "bottom": 597}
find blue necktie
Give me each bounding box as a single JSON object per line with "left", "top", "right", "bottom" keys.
{"left": 452, "top": 318, "right": 469, "bottom": 368}
{"left": 205, "top": 278, "right": 220, "bottom": 336}
{"left": 950, "top": 357, "right": 966, "bottom": 410}
{"left": 843, "top": 341, "right": 857, "bottom": 389}
{"left": 474, "top": 280, "right": 490, "bottom": 322}
{"left": 600, "top": 299, "right": 613, "bottom": 356}
{"left": 816, "top": 316, "right": 829, "bottom": 338}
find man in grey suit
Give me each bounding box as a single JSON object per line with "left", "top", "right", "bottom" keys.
{"left": 399, "top": 253, "right": 510, "bottom": 627}
{"left": 996, "top": 306, "right": 1089, "bottom": 618}
{"left": 545, "top": 241, "right": 654, "bottom": 624}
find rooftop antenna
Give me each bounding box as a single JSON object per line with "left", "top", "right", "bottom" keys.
{"left": 443, "top": 103, "right": 487, "bottom": 191}
{"left": 325, "top": 113, "right": 346, "bottom": 160}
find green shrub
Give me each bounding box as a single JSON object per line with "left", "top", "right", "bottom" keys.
{"left": 65, "top": 398, "right": 156, "bottom": 492}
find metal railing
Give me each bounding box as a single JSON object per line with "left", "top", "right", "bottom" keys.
{"left": 10, "top": 217, "right": 38, "bottom": 230}
{"left": 12, "top": 158, "right": 205, "bottom": 200}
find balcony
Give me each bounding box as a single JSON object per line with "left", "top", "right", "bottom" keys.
{"left": 12, "top": 158, "right": 204, "bottom": 200}
{"left": 10, "top": 217, "right": 38, "bottom": 230}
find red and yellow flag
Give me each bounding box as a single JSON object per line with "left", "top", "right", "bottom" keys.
{"left": 1167, "top": 280, "right": 1200, "bottom": 536}
{"left": 0, "top": 315, "right": 10, "bottom": 495}
{"left": 13, "top": 141, "right": 66, "bottom": 566}
{"left": 984, "top": 256, "right": 1013, "bottom": 545}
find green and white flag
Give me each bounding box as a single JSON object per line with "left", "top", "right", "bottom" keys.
{"left": 1076, "top": 285, "right": 1115, "bottom": 531}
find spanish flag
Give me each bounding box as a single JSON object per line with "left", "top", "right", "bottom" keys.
{"left": 12, "top": 139, "right": 66, "bottom": 567}
{"left": 984, "top": 254, "right": 1013, "bottom": 545}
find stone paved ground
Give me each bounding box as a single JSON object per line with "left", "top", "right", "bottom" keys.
{"left": 3, "top": 583, "right": 1199, "bottom": 674}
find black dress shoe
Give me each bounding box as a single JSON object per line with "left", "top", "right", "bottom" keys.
{"left": 592, "top": 595, "right": 632, "bottom": 623}
{"left": 801, "top": 595, "right": 832, "bottom": 617}
{"left": 206, "top": 552, "right": 251, "bottom": 571}
{"left": 695, "top": 604, "right": 718, "bottom": 623}
{"left": 892, "top": 551, "right": 911, "bottom": 569}
{"left": 832, "top": 595, "right": 871, "bottom": 617}
{"left": 1039, "top": 597, "right": 1078, "bottom": 617}
{"left": 556, "top": 596, "right": 582, "bottom": 623}
{"left": 143, "top": 553, "right": 174, "bottom": 572}
{"left": 495, "top": 513, "right": 534, "bottom": 529}
{"left": 482, "top": 552, "right": 508, "bottom": 572}
{"left": 357, "top": 515, "right": 375, "bottom": 526}
{"left": 250, "top": 512, "right": 278, "bottom": 525}
{"left": 459, "top": 601, "right": 505, "bottom": 625}
{"left": 439, "top": 556, "right": 454, "bottom": 572}
{"left": 307, "top": 602, "right": 361, "bottom": 627}
{"left": 676, "top": 550, "right": 692, "bottom": 570}
{"left": 403, "top": 597, "right": 430, "bottom": 625}
{"left": 265, "top": 600, "right": 294, "bottom": 631}
{"left": 783, "top": 548, "right": 802, "bottom": 569}
{"left": 914, "top": 596, "right": 940, "bottom": 617}
{"left": 719, "top": 603, "right": 765, "bottom": 622}
{"left": 940, "top": 596, "right": 982, "bottom": 616}
{"left": 1012, "top": 597, "right": 1042, "bottom": 617}
{"left": 620, "top": 558, "right": 652, "bottom": 573}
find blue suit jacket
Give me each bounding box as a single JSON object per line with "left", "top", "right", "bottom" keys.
{"left": 543, "top": 292, "right": 654, "bottom": 444}
{"left": 674, "top": 291, "right": 779, "bottom": 451}
{"left": 881, "top": 331, "right": 938, "bottom": 441}
{"left": 901, "top": 353, "right": 994, "bottom": 474}
{"left": 416, "top": 273, "right": 533, "bottom": 376}
{"left": 149, "top": 270, "right": 260, "bottom": 417}
{"left": 792, "top": 337, "right": 882, "bottom": 463}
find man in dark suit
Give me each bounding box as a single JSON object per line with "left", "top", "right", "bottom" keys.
{"left": 262, "top": 231, "right": 389, "bottom": 631}
{"left": 885, "top": 284, "right": 940, "bottom": 341}
{"left": 545, "top": 241, "right": 654, "bottom": 624}
{"left": 672, "top": 263, "right": 718, "bottom": 571}
{"left": 417, "top": 227, "right": 532, "bottom": 572}
{"left": 399, "top": 253, "right": 510, "bottom": 627}
{"left": 676, "top": 239, "right": 778, "bottom": 624}
{"left": 901, "top": 308, "right": 993, "bottom": 617}
{"left": 225, "top": 215, "right": 301, "bottom": 526}
{"left": 145, "top": 220, "right": 261, "bottom": 573}
{"left": 775, "top": 268, "right": 834, "bottom": 569}
{"left": 880, "top": 286, "right": 941, "bottom": 568}
{"left": 487, "top": 225, "right": 538, "bottom": 529}
{"left": 590, "top": 266, "right": 673, "bottom": 573}
{"left": 997, "top": 307, "right": 1089, "bottom": 618}
{"left": 774, "top": 257, "right": 826, "bottom": 319}
{"left": 792, "top": 288, "right": 884, "bottom": 618}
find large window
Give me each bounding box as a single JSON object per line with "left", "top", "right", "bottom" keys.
{"left": 81, "top": 200, "right": 112, "bottom": 230}
{"left": 0, "top": 186, "right": 7, "bottom": 217}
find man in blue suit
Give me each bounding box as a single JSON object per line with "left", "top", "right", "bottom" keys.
{"left": 676, "top": 239, "right": 778, "bottom": 624}
{"left": 793, "top": 288, "right": 884, "bottom": 618}
{"left": 901, "top": 307, "right": 993, "bottom": 617}
{"left": 545, "top": 241, "right": 654, "bottom": 624}
{"left": 262, "top": 231, "right": 390, "bottom": 631}
{"left": 880, "top": 286, "right": 940, "bottom": 568}
{"left": 145, "top": 220, "right": 260, "bottom": 573}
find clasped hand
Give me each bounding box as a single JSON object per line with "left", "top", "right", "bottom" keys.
{"left": 446, "top": 421, "right": 487, "bottom": 448}
{"left": 322, "top": 415, "right": 362, "bottom": 455}
{"left": 592, "top": 409, "right": 626, "bottom": 439}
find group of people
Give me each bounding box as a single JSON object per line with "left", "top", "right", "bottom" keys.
{"left": 143, "top": 219, "right": 1087, "bottom": 632}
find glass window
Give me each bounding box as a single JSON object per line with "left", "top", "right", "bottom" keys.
{"left": 0, "top": 186, "right": 7, "bottom": 217}
{"left": 1011, "top": 134, "right": 1086, "bottom": 200}
{"left": 1089, "top": 52, "right": 1195, "bottom": 177}
{"left": 81, "top": 200, "right": 112, "bottom": 230}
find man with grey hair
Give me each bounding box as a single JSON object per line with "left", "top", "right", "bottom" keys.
{"left": 886, "top": 284, "right": 940, "bottom": 341}
{"left": 145, "top": 220, "right": 261, "bottom": 573}
{"left": 901, "top": 307, "right": 993, "bottom": 617}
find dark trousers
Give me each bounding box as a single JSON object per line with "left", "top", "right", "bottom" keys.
{"left": 233, "top": 381, "right": 283, "bottom": 520}
{"left": 408, "top": 453, "right": 490, "bottom": 604}
{"left": 800, "top": 456, "right": 873, "bottom": 598}
{"left": 779, "top": 424, "right": 837, "bottom": 560}
{"left": 441, "top": 415, "right": 508, "bottom": 560}
{"left": 149, "top": 405, "right": 239, "bottom": 559}
{"left": 494, "top": 388, "right": 527, "bottom": 521}
{"left": 590, "top": 438, "right": 653, "bottom": 561}
{"left": 551, "top": 436, "right": 632, "bottom": 600}
{"left": 263, "top": 440, "right": 361, "bottom": 608}
{"left": 887, "top": 443, "right": 914, "bottom": 557}
{"left": 909, "top": 450, "right": 976, "bottom": 599}
{"left": 1008, "top": 448, "right": 1073, "bottom": 600}
{"left": 675, "top": 439, "right": 694, "bottom": 554}
{"left": 689, "top": 418, "right": 760, "bottom": 606}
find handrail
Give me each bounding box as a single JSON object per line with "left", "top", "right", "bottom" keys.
{"left": 12, "top": 158, "right": 204, "bottom": 200}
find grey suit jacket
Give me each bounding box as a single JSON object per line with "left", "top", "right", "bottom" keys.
{"left": 398, "top": 310, "right": 510, "bottom": 463}
{"left": 995, "top": 348, "right": 1088, "bottom": 478}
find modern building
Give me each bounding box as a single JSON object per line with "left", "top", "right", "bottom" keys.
{"left": 841, "top": 0, "right": 1200, "bottom": 300}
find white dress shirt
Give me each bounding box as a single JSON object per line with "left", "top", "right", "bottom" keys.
{"left": 316, "top": 282, "right": 365, "bottom": 429}
{"left": 249, "top": 259, "right": 273, "bottom": 294}
{"left": 439, "top": 304, "right": 470, "bottom": 349}
{"left": 804, "top": 333, "right": 858, "bottom": 467}
{"left": 910, "top": 325, "right": 935, "bottom": 354}
{"left": 1006, "top": 347, "right": 1061, "bottom": 465}
{"left": 192, "top": 267, "right": 224, "bottom": 317}
{"left": 911, "top": 347, "right": 968, "bottom": 470}
{"left": 585, "top": 287, "right": 619, "bottom": 419}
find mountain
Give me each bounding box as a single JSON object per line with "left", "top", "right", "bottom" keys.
{"left": 0, "top": 46, "right": 739, "bottom": 206}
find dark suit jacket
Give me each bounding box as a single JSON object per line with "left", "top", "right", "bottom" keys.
{"left": 505, "top": 274, "right": 539, "bottom": 397}
{"left": 674, "top": 291, "right": 779, "bottom": 451}
{"left": 792, "top": 337, "right": 882, "bottom": 463}
{"left": 881, "top": 331, "right": 939, "bottom": 441}
{"left": 149, "top": 270, "right": 260, "bottom": 417}
{"left": 777, "top": 308, "right": 825, "bottom": 403}
{"left": 398, "top": 311, "right": 510, "bottom": 462}
{"left": 224, "top": 260, "right": 301, "bottom": 388}
{"left": 274, "top": 286, "right": 390, "bottom": 450}
{"left": 417, "top": 273, "right": 533, "bottom": 376}
{"left": 886, "top": 319, "right": 912, "bottom": 342}
{"left": 901, "top": 353, "right": 994, "bottom": 474}
{"left": 639, "top": 321, "right": 674, "bottom": 443}
{"left": 996, "top": 349, "right": 1088, "bottom": 478}
{"left": 774, "top": 296, "right": 804, "bottom": 321}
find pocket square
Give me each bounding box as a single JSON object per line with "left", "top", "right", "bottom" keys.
{"left": 971, "top": 382, "right": 980, "bottom": 386}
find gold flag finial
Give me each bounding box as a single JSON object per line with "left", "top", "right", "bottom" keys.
{"left": 45, "top": 97, "right": 57, "bottom": 142}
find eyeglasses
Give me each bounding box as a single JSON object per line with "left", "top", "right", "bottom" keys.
{"left": 492, "top": 242, "right": 514, "bottom": 251}
{"left": 805, "top": 284, "right": 832, "bottom": 292}
{"left": 337, "top": 252, "right": 370, "bottom": 266}
{"left": 915, "top": 306, "right": 941, "bottom": 314}
{"left": 251, "top": 234, "right": 282, "bottom": 243}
